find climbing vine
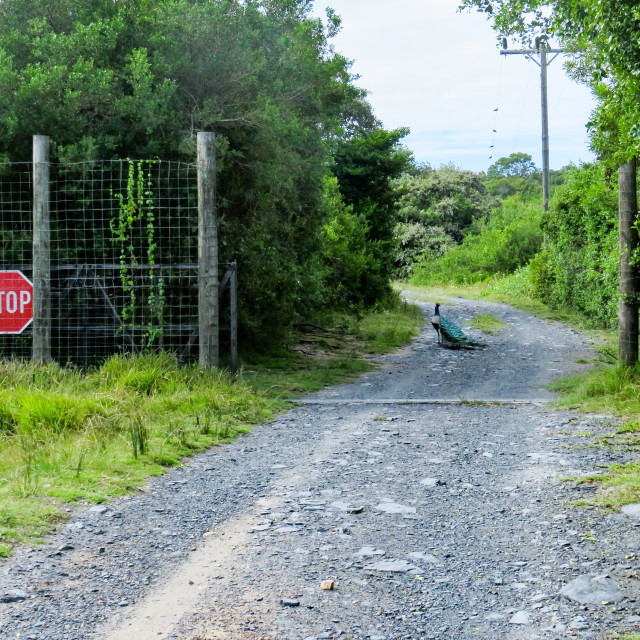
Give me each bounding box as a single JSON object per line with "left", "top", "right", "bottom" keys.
{"left": 111, "top": 160, "right": 165, "bottom": 348}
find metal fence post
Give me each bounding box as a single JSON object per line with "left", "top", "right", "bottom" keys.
{"left": 32, "top": 135, "right": 51, "bottom": 362}
{"left": 197, "top": 132, "right": 219, "bottom": 368}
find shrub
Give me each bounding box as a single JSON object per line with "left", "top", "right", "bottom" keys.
{"left": 483, "top": 264, "right": 534, "bottom": 298}
{"left": 535, "top": 164, "right": 619, "bottom": 327}
{"left": 410, "top": 198, "right": 542, "bottom": 285}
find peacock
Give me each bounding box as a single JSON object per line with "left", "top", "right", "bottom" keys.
{"left": 431, "top": 303, "right": 485, "bottom": 349}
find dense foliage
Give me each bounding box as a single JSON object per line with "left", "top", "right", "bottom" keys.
{"left": 530, "top": 163, "right": 619, "bottom": 326}
{"left": 395, "top": 152, "right": 618, "bottom": 330}
{"left": 332, "top": 128, "right": 412, "bottom": 304}
{"left": 392, "top": 164, "right": 499, "bottom": 278}
{"left": 410, "top": 197, "right": 543, "bottom": 285}
{"left": 484, "top": 152, "right": 542, "bottom": 199}
{"left": 0, "top": 0, "right": 410, "bottom": 345}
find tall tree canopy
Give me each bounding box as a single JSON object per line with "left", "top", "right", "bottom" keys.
{"left": 0, "top": 0, "right": 405, "bottom": 343}
{"left": 0, "top": 0, "right": 359, "bottom": 161}
{"left": 332, "top": 127, "right": 412, "bottom": 303}
{"left": 487, "top": 152, "right": 539, "bottom": 179}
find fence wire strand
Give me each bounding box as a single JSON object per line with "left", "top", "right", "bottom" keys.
{"left": 1, "top": 159, "right": 204, "bottom": 365}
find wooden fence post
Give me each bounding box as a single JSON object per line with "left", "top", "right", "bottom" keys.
{"left": 197, "top": 132, "right": 219, "bottom": 368}
{"left": 230, "top": 262, "right": 238, "bottom": 373}
{"left": 619, "top": 158, "right": 639, "bottom": 366}
{"left": 32, "top": 135, "right": 51, "bottom": 362}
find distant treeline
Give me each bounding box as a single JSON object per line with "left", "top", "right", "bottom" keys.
{"left": 404, "top": 152, "right": 620, "bottom": 329}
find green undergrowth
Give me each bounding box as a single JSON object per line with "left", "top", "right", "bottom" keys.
{"left": 549, "top": 364, "right": 640, "bottom": 416}
{"left": 0, "top": 303, "right": 422, "bottom": 554}
{"left": 0, "top": 353, "right": 276, "bottom": 553}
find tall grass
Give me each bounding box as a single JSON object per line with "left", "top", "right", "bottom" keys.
{"left": 0, "top": 353, "right": 278, "bottom": 553}
{"left": 549, "top": 364, "right": 640, "bottom": 416}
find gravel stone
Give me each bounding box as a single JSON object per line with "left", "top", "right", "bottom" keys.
{"left": 374, "top": 502, "right": 416, "bottom": 515}
{"left": 368, "top": 560, "right": 420, "bottom": 573}
{"left": 621, "top": 503, "right": 640, "bottom": 518}
{"left": 560, "top": 574, "right": 625, "bottom": 604}
{"left": 0, "top": 589, "right": 27, "bottom": 603}
{"left": 509, "top": 610, "right": 531, "bottom": 625}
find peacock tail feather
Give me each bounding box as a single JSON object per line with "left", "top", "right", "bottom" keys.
{"left": 439, "top": 317, "right": 483, "bottom": 348}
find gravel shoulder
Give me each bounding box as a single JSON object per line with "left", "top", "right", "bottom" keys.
{"left": 2, "top": 298, "right": 640, "bottom": 640}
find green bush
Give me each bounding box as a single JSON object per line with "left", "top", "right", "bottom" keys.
{"left": 321, "top": 175, "right": 376, "bottom": 309}
{"left": 483, "top": 264, "right": 534, "bottom": 298}
{"left": 528, "top": 250, "right": 556, "bottom": 300}
{"left": 534, "top": 164, "right": 619, "bottom": 327}
{"left": 393, "top": 222, "right": 453, "bottom": 279}
{"left": 410, "top": 198, "right": 542, "bottom": 285}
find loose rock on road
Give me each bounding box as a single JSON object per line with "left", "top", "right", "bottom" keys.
{"left": 2, "top": 298, "right": 640, "bottom": 640}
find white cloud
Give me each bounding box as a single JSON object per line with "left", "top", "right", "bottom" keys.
{"left": 313, "top": 0, "right": 596, "bottom": 171}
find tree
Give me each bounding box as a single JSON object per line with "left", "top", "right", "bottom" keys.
{"left": 395, "top": 164, "right": 498, "bottom": 238}
{"left": 487, "top": 153, "right": 539, "bottom": 179}
{"left": 484, "top": 153, "right": 543, "bottom": 199}
{"left": 391, "top": 163, "right": 500, "bottom": 276}
{"left": 332, "top": 127, "right": 412, "bottom": 303}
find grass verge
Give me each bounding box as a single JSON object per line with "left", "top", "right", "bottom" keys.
{"left": 548, "top": 365, "right": 640, "bottom": 416}
{"left": 0, "top": 302, "right": 422, "bottom": 554}
{"left": 563, "top": 412, "right": 640, "bottom": 511}
{"left": 244, "top": 301, "right": 423, "bottom": 397}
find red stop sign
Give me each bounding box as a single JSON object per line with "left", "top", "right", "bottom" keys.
{"left": 0, "top": 271, "right": 34, "bottom": 334}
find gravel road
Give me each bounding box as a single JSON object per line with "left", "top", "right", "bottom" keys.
{"left": 2, "top": 298, "right": 640, "bottom": 640}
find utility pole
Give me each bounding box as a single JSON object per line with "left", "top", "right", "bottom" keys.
{"left": 501, "top": 42, "right": 565, "bottom": 211}
{"left": 619, "top": 159, "right": 639, "bottom": 366}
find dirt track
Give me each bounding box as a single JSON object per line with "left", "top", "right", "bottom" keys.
{"left": 2, "top": 298, "right": 640, "bottom": 640}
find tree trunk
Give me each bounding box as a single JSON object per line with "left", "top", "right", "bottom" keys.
{"left": 619, "top": 158, "right": 639, "bottom": 366}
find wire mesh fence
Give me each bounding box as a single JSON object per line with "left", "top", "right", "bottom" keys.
{"left": 0, "top": 162, "right": 33, "bottom": 360}
{"left": 0, "top": 157, "right": 232, "bottom": 367}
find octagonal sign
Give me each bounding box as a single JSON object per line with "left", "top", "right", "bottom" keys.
{"left": 0, "top": 271, "right": 33, "bottom": 334}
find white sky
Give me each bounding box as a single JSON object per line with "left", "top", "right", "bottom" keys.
{"left": 312, "top": 0, "right": 597, "bottom": 172}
